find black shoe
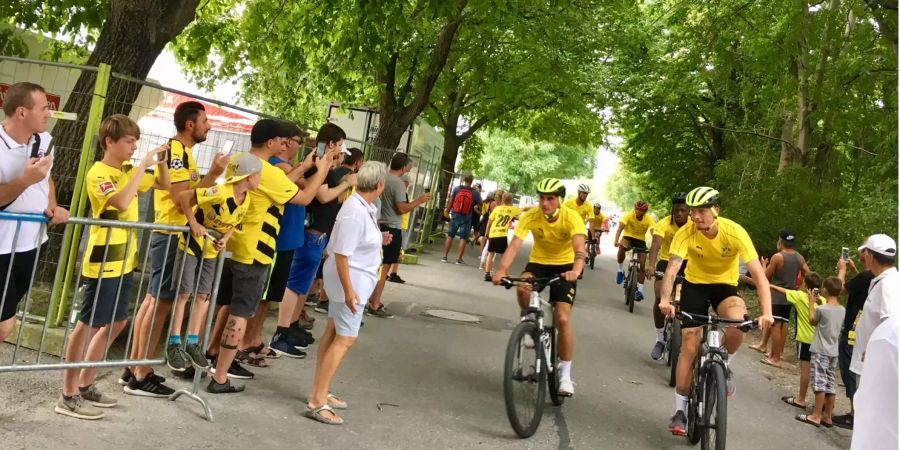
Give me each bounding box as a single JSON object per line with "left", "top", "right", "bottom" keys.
{"left": 184, "top": 343, "right": 210, "bottom": 370}
{"left": 207, "top": 378, "right": 245, "bottom": 394}
{"left": 484, "top": 272, "right": 492, "bottom": 282}
{"left": 166, "top": 343, "right": 189, "bottom": 372}
{"left": 314, "top": 301, "right": 329, "bottom": 314}
{"left": 270, "top": 335, "right": 308, "bottom": 358}
{"left": 210, "top": 359, "right": 254, "bottom": 380}
{"left": 387, "top": 273, "right": 406, "bottom": 284}
{"left": 123, "top": 376, "right": 176, "bottom": 398}
{"left": 171, "top": 365, "right": 207, "bottom": 380}
{"left": 832, "top": 414, "right": 853, "bottom": 429}
{"left": 118, "top": 367, "right": 134, "bottom": 386}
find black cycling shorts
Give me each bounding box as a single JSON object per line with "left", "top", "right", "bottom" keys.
{"left": 522, "top": 262, "right": 576, "bottom": 305}
{"left": 487, "top": 237, "right": 509, "bottom": 254}
{"left": 679, "top": 281, "right": 740, "bottom": 329}
{"left": 655, "top": 259, "right": 687, "bottom": 276}
{"left": 621, "top": 236, "right": 647, "bottom": 250}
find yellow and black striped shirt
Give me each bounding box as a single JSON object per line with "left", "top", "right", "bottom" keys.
{"left": 179, "top": 183, "right": 249, "bottom": 259}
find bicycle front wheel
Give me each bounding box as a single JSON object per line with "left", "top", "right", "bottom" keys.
{"left": 668, "top": 319, "right": 682, "bottom": 387}
{"left": 546, "top": 327, "right": 565, "bottom": 406}
{"left": 701, "top": 363, "right": 728, "bottom": 450}
{"left": 504, "top": 321, "right": 546, "bottom": 438}
{"left": 627, "top": 267, "right": 638, "bottom": 313}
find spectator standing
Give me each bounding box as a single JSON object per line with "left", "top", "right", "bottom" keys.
{"left": 441, "top": 174, "right": 481, "bottom": 264}
{"left": 795, "top": 277, "right": 845, "bottom": 427}
{"left": 771, "top": 273, "right": 824, "bottom": 410}
{"left": 851, "top": 314, "right": 899, "bottom": 450}
{"left": 305, "top": 162, "right": 389, "bottom": 425}
{"left": 0, "top": 82, "right": 68, "bottom": 344}
{"left": 850, "top": 234, "right": 899, "bottom": 376}
{"left": 367, "top": 153, "right": 431, "bottom": 318}
{"left": 387, "top": 173, "right": 412, "bottom": 284}
{"left": 832, "top": 256, "right": 874, "bottom": 429}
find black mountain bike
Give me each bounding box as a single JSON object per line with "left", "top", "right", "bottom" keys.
{"left": 655, "top": 271, "right": 685, "bottom": 387}
{"left": 623, "top": 247, "right": 648, "bottom": 313}
{"left": 587, "top": 238, "right": 598, "bottom": 270}
{"left": 500, "top": 276, "right": 566, "bottom": 438}
{"left": 677, "top": 311, "right": 757, "bottom": 450}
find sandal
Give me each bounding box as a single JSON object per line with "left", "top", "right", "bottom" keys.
{"left": 795, "top": 414, "right": 821, "bottom": 427}
{"left": 760, "top": 358, "right": 783, "bottom": 368}
{"left": 781, "top": 396, "right": 807, "bottom": 410}
{"left": 327, "top": 393, "right": 348, "bottom": 409}
{"left": 305, "top": 404, "right": 343, "bottom": 425}
{"left": 236, "top": 350, "right": 270, "bottom": 368}
{"left": 247, "top": 344, "right": 280, "bottom": 359}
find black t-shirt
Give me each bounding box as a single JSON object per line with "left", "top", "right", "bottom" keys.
{"left": 842, "top": 270, "right": 875, "bottom": 336}
{"left": 308, "top": 166, "right": 352, "bottom": 234}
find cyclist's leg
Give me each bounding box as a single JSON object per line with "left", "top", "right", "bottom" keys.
{"left": 714, "top": 293, "right": 747, "bottom": 355}
{"left": 650, "top": 260, "right": 667, "bottom": 358}
{"left": 635, "top": 240, "right": 648, "bottom": 297}
{"left": 516, "top": 268, "right": 537, "bottom": 311}
{"left": 669, "top": 281, "right": 708, "bottom": 428}
{"left": 549, "top": 265, "right": 577, "bottom": 391}
{"left": 616, "top": 238, "right": 631, "bottom": 283}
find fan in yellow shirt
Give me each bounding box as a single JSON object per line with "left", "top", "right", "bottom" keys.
{"left": 492, "top": 178, "right": 586, "bottom": 398}
{"left": 614, "top": 201, "right": 655, "bottom": 300}
{"left": 481, "top": 192, "right": 522, "bottom": 280}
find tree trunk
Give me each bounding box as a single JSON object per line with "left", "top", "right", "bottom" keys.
{"left": 437, "top": 131, "right": 462, "bottom": 212}
{"left": 778, "top": 112, "right": 796, "bottom": 171}
{"left": 865, "top": 0, "right": 898, "bottom": 54}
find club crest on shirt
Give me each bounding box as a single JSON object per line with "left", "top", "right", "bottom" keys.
{"left": 205, "top": 186, "right": 219, "bottom": 196}
{"left": 721, "top": 245, "right": 733, "bottom": 257}
{"left": 190, "top": 171, "right": 199, "bottom": 182}
{"left": 99, "top": 180, "right": 116, "bottom": 195}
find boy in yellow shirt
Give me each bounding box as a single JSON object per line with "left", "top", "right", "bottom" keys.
{"left": 483, "top": 192, "right": 521, "bottom": 281}
{"left": 56, "top": 115, "right": 169, "bottom": 419}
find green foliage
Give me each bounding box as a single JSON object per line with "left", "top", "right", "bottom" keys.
{"left": 0, "top": 0, "right": 105, "bottom": 61}
{"left": 458, "top": 134, "right": 483, "bottom": 172}
{"left": 471, "top": 130, "right": 595, "bottom": 194}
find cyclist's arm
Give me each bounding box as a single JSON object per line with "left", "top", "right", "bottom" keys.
{"left": 572, "top": 234, "right": 587, "bottom": 275}
{"left": 659, "top": 255, "right": 683, "bottom": 303}
{"left": 747, "top": 259, "right": 773, "bottom": 317}
{"left": 647, "top": 235, "right": 663, "bottom": 273}
{"left": 613, "top": 222, "right": 624, "bottom": 245}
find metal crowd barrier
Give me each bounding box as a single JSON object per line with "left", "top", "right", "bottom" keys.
{"left": 0, "top": 211, "right": 225, "bottom": 421}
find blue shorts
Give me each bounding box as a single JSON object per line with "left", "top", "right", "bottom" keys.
{"left": 147, "top": 232, "right": 179, "bottom": 300}
{"left": 448, "top": 213, "right": 472, "bottom": 240}
{"left": 286, "top": 231, "right": 329, "bottom": 296}
{"left": 80, "top": 273, "right": 134, "bottom": 326}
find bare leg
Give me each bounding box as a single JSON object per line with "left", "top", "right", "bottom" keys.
{"left": 170, "top": 293, "right": 190, "bottom": 340}
{"left": 797, "top": 360, "right": 811, "bottom": 406}
{"left": 808, "top": 391, "right": 826, "bottom": 423}
{"left": 442, "top": 237, "right": 453, "bottom": 258}
{"left": 211, "top": 315, "right": 247, "bottom": 384}
{"left": 279, "top": 290, "right": 299, "bottom": 328}
{"left": 676, "top": 329, "right": 702, "bottom": 396}
{"left": 515, "top": 272, "right": 534, "bottom": 310}
{"left": 823, "top": 394, "right": 836, "bottom": 424}
{"left": 389, "top": 263, "right": 399, "bottom": 275}
{"left": 133, "top": 298, "right": 173, "bottom": 380}
{"left": 308, "top": 320, "right": 356, "bottom": 422}
{"left": 456, "top": 239, "right": 467, "bottom": 260}
{"left": 485, "top": 252, "right": 496, "bottom": 273}
{"left": 243, "top": 302, "right": 267, "bottom": 349}
{"left": 79, "top": 320, "right": 128, "bottom": 387}
{"left": 769, "top": 322, "right": 787, "bottom": 363}
{"left": 128, "top": 294, "right": 152, "bottom": 360}
{"left": 0, "top": 317, "right": 15, "bottom": 343}
{"left": 367, "top": 265, "right": 390, "bottom": 310}
{"left": 186, "top": 294, "right": 210, "bottom": 336}
{"left": 555, "top": 303, "right": 574, "bottom": 361}
{"left": 717, "top": 296, "right": 748, "bottom": 354}
{"left": 750, "top": 327, "right": 771, "bottom": 353}
{"left": 63, "top": 323, "right": 99, "bottom": 395}
{"left": 207, "top": 305, "right": 230, "bottom": 357}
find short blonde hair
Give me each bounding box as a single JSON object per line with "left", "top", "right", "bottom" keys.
{"left": 502, "top": 192, "right": 513, "bottom": 204}
{"left": 99, "top": 114, "right": 140, "bottom": 149}
{"left": 357, "top": 161, "right": 387, "bottom": 193}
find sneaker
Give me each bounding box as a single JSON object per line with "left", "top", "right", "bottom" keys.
{"left": 635, "top": 291, "right": 644, "bottom": 302}
{"left": 270, "top": 335, "right": 307, "bottom": 358}
{"left": 456, "top": 259, "right": 466, "bottom": 265}
{"left": 287, "top": 326, "right": 315, "bottom": 347}
{"left": 123, "top": 376, "right": 176, "bottom": 398}
{"left": 650, "top": 341, "right": 666, "bottom": 361}
{"left": 118, "top": 367, "right": 134, "bottom": 386}
{"left": 184, "top": 343, "right": 210, "bottom": 370}
{"left": 166, "top": 343, "right": 188, "bottom": 372}
{"left": 207, "top": 378, "right": 245, "bottom": 394}
{"left": 54, "top": 395, "right": 104, "bottom": 420}
{"left": 147, "top": 371, "right": 168, "bottom": 384}
{"left": 669, "top": 410, "right": 688, "bottom": 436}
{"left": 171, "top": 365, "right": 207, "bottom": 380}
{"left": 484, "top": 272, "right": 492, "bottom": 282}
{"left": 365, "top": 304, "right": 395, "bottom": 318}
{"left": 80, "top": 385, "right": 117, "bottom": 408}
{"left": 725, "top": 367, "right": 735, "bottom": 397}
{"left": 210, "top": 359, "right": 254, "bottom": 380}
{"left": 616, "top": 271, "right": 624, "bottom": 285}
{"left": 305, "top": 293, "right": 319, "bottom": 306}
{"left": 558, "top": 378, "right": 575, "bottom": 397}
{"left": 314, "top": 301, "right": 329, "bottom": 314}
{"left": 387, "top": 273, "right": 406, "bottom": 284}
{"left": 441, "top": 256, "right": 449, "bottom": 263}
{"left": 832, "top": 414, "right": 854, "bottom": 430}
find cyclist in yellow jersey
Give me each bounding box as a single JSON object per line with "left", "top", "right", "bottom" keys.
{"left": 563, "top": 183, "right": 595, "bottom": 235}
{"left": 207, "top": 119, "right": 336, "bottom": 393}
{"left": 482, "top": 192, "right": 521, "bottom": 281}
{"left": 658, "top": 186, "right": 773, "bottom": 435}
{"left": 645, "top": 193, "right": 689, "bottom": 360}
{"left": 128, "top": 101, "right": 230, "bottom": 392}
{"left": 614, "top": 201, "right": 655, "bottom": 300}
{"left": 588, "top": 203, "right": 607, "bottom": 241}
{"left": 493, "top": 178, "right": 586, "bottom": 397}
{"left": 157, "top": 153, "right": 260, "bottom": 375}
{"left": 59, "top": 115, "right": 170, "bottom": 419}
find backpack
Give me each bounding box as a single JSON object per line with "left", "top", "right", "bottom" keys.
{"left": 451, "top": 186, "right": 475, "bottom": 215}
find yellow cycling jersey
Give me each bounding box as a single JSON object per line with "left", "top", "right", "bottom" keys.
{"left": 589, "top": 212, "right": 608, "bottom": 231}
{"left": 180, "top": 183, "right": 249, "bottom": 259}
{"left": 227, "top": 157, "right": 299, "bottom": 265}
{"left": 82, "top": 161, "right": 155, "bottom": 278}
{"left": 563, "top": 198, "right": 595, "bottom": 223}
{"left": 652, "top": 215, "right": 687, "bottom": 261}
{"left": 488, "top": 205, "right": 522, "bottom": 238}
{"left": 619, "top": 210, "right": 655, "bottom": 241}
{"left": 514, "top": 206, "right": 586, "bottom": 265}
{"left": 669, "top": 217, "right": 759, "bottom": 286}
{"left": 154, "top": 139, "right": 200, "bottom": 230}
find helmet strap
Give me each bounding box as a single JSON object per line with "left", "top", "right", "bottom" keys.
{"left": 543, "top": 207, "right": 560, "bottom": 221}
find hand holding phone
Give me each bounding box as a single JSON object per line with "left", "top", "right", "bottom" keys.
{"left": 220, "top": 140, "right": 235, "bottom": 155}
{"left": 316, "top": 142, "right": 326, "bottom": 158}
{"left": 841, "top": 247, "right": 850, "bottom": 261}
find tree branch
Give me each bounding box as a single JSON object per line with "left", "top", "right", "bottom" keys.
{"left": 701, "top": 123, "right": 798, "bottom": 151}
{"left": 428, "top": 101, "right": 448, "bottom": 128}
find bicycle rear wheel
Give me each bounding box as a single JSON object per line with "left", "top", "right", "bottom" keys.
{"left": 588, "top": 244, "right": 596, "bottom": 270}
{"left": 668, "top": 319, "right": 682, "bottom": 387}
{"left": 687, "top": 374, "right": 702, "bottom": 445}
{"left": 701, "top": 363, "right": 727, "bottom": 450}
{"left": 546, "top": 327, "right": 565, "bottom": 406}
{"left": 504, "top": 321, "right": 546, "bottom": 438}
{"left": 627, "top": 266, "right": 637, "bottom": 313}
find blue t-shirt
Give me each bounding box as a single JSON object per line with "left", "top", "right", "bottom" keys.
{"left": 269, "top": 156, "right": 305, "bottom": 251}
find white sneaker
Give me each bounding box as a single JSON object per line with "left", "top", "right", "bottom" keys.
{"left": 558, "top": 378, "right": 575, "bottom": 397}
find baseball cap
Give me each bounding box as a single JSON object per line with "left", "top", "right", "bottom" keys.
{"left": 225, "top": 152, "right": 262, "bottom": 184}
{"left": 780, "top": 229, "right": 796, "bottom": 246}
{"left": 858, "top": 234, "right": 897, "bottom": 257}
{"left": 250, "top": 119, "right": 289, "bottom": 145}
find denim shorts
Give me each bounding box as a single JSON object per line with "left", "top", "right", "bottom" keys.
{"left": 286, "top": 231, "right": 329, "bottom": 296}
{"left": 147, "top": 232, "right": 179, "bottom": 300}
{"left": 448, "top": 213, "right": 472, "bottom": 240}
{"left": 80, "top": 273, "right": 134, "bottom": 326}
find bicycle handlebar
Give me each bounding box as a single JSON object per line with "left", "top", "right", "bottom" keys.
{"left": 499, "top": 276, "right": 562, "bottom": 290}
{"left": 677, "top": 311, "right": 759, "bottom": 332}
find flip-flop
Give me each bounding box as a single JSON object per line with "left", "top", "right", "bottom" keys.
{"left": 781, "top": 396, "right": 807, "bottom": 410}
{"left": 760, "top": 358, "right": 783, "bottom": 368}
{"left": 305, "top": 404, "right": 343, "bottom": 425}
{"left": 821, "top": 422, "right": 834, "bottom": 428}
{"left": 304, "top": 394, "right": 349, "bottom": 410}
{"left": 795, "top": 414, "right": 821, "bottom": 427}
{"left": 748, "top": 345, "right": 766, "bottom": 353}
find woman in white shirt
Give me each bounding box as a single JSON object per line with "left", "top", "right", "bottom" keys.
{"left": 306, "top": 161, "right": 389, "bottom": 425}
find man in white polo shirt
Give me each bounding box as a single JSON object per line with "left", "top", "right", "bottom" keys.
{"left": 850, "top": 234, "right": 899, "bottom": 379}
{"left": 0, "top": 82, "right": 69, "bottom": 342}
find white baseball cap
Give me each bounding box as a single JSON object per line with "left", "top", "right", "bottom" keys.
{"left": 858, "top": 234, "right": 897, "bottom": 257}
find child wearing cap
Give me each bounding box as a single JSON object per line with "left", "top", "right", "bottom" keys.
{"left": 796, "top": 276, "right": 845, "bottom": 427}
{"left": 771, "top": 273, "right": 825, "bottom": 411}
{"left": 56, "top": 114, "right": 170, "bottom": 420}
{"left": 155, "top": 153, "right": 261, "bottom": 378}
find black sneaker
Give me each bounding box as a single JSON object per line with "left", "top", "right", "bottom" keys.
{"left": 365, "top": 304, "right": 395, "bottom": 318}
{"left": 270, "top": 335, "right": 307, "bottom": 358}
{"left": 455, "top": 259, "right": 466, "bottom": 265}
{"left": 388, "top": 273, "right": 406, "bottom": 284}
{"left": 286, "top": 328, "right": 312, "bottom": 350}
{"left": 441, "top": 256, "right": 449, "bottom": 263}
{"left": 483, "top": 273, "right": 492, "bottom": 282}
{"left": 832, "top": 414, "right": 853, "bottom": 430}
{"left": 166, "top": 343, "right": 188, "bottom": 372}
{"left": 118, "top": 368, "right": 134, "bottom": 386}
{"left": 210, "top": 359, "right": 254, "bottom": 380}
{"left": 207, "top": 378, "right": 245, "bottom": 394}
{"left": 123, "top": 376, "right": 176, "bottom": 398}
{"left": 305, "top": 293, "right": 319, "bottom": 306}
{"left": 314, "top": 301, "right": 329, "bottom": 314}
{"left": 184, "top": 343, "right": 210, "bottom": 370}
{"left": 147, "top": 371, "right": 167, "bottom": 384}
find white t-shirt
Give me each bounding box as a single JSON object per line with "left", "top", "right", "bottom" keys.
{"left": 323, "top": 192, "right": 383, "bottom": 304}
{"left": 0, "top": 127, "right": 51, "bottom": 254}
{"left": 851, "top": 267, "right": 900, "bottom": 374}
{"left": 851, "top": 314, "right": 899, "bottom": 450}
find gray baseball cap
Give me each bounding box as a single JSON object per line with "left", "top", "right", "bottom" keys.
{"left": 226, "top": 152, "right": 262, "bottom": 184}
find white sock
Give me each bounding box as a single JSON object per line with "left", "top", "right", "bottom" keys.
{"left": 559, "top": 360, "right": 572, "bottom": 381}
{"left": 656, "top": 328, "right": 666, "bottom": 342}
{"left": 480, "top": 244, "right": 489, "bottom": 262}
{"left": 637, "top": 284, "right": 644, "bottom": 293}
{"left": 676, "top": 394, "right": 689, "bottom": 413}
{"left": 618, "top": 263, "right": 624, "bottom": 272}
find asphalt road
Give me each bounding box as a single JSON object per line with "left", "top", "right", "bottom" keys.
{"left": 0, "top": 239, "right": 852, "bottom": 449}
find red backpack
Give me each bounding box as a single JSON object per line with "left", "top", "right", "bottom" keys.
{"left": 451, "top": 186, "right": 475, "bottom": 215}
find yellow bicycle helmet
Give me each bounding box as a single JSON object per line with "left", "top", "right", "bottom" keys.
{"left": 686, "top": 186, "right": 720, "bottom": 208}
{"left": 536, "top": 178, "right": 566, "bottom": 197}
